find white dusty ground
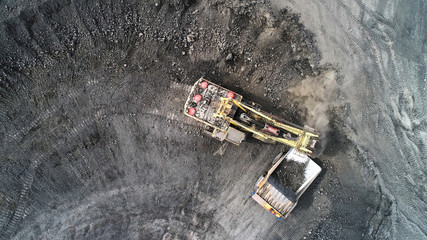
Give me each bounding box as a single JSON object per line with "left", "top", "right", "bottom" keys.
{"left": 272, "top": 0, "right": 426, "bottom": 239}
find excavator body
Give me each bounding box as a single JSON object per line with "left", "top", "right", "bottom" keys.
{"left": 184, "top": 78, "right": 320, "bottom": 156}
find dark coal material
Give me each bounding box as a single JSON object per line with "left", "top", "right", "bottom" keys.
{"left": 272, "top": 160, "right": 306, "bottom": 193}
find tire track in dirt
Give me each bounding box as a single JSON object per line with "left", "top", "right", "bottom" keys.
{"left": 0, "top": 75, "right": 201, "bottom": 239}
{"left": 332, "top": 0, "right": 400, "bottom": 88}
{"left": 313, "top": 0, "right": 396, "bottom": 86}
{"left": 272, "top": 0, "right": 403, "bottom": 239}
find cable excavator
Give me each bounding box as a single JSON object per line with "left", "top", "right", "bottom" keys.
{"left": 184, "top": 78, "right": 321, "bottom": 219}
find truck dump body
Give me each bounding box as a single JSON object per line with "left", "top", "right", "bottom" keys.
{"left": 252, "top": 176, "right": 297, "bottom": 218}
{"left": 251, "top": 149, "right": 321, "bottom": 219}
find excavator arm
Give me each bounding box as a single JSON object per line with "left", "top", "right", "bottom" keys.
{"left": 218, "top": 98, "right": 319, "bottom": 155}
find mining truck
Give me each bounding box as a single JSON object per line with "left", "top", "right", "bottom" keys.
{"left": 250, "top": 148, "right": 321, "bottom": 219}
{"left": 183, "top": 78, "right": 321, "bottom": 219}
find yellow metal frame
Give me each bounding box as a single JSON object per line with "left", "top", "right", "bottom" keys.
{"left": 263, "top": 202, "right": 282, "bottom": 218}
{"left": 213, "top": 98, "right": 234, "bottom": 119}
{"left": 214, "top": 98, "right": 318, "bottom": 155}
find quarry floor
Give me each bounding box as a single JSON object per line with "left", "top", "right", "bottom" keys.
{"left": 0, "top": 0, "right": 425, "bottom": 239}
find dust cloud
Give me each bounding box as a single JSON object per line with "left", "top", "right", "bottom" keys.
{"left": 288, "top": 70, "right": 338, "bottom": 139}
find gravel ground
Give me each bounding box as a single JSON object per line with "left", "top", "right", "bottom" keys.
{"left": 0, "top": 0, "right": 425, "bottom": 239}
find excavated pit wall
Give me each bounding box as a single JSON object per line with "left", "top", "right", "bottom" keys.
{"left": 272, "top": 0, "right": 427, "bottom": 239}
{"left": 1, "top": 0, "right": 423, "bottom": 239}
